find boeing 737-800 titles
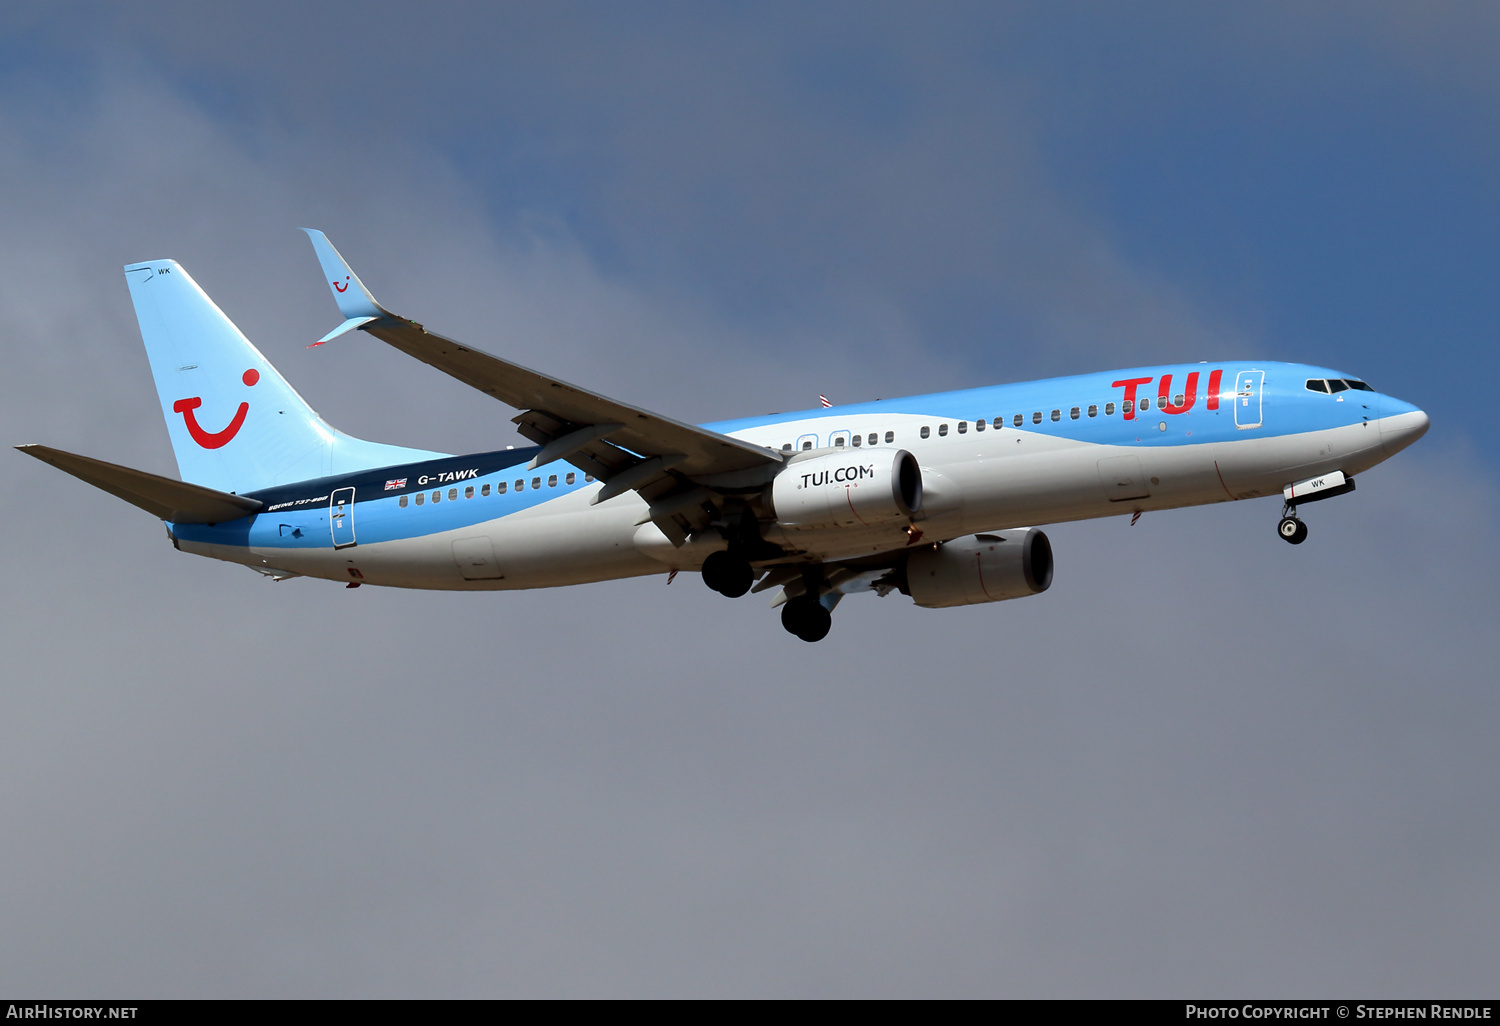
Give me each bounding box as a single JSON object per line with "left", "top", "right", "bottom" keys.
{"left": 19, "top": 230, "right": 1430, "bottom": 641}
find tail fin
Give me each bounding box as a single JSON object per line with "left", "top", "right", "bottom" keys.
{"left": 124, "top": 260, "right": 444, "bottom": 493}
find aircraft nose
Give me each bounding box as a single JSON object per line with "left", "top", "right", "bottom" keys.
{"left": 1378, "top": 397, "right": 1430, "bottom": 456}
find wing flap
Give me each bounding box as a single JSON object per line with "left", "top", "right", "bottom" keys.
{"left": 17, "top": 444, "right": 263, "bottom": 524}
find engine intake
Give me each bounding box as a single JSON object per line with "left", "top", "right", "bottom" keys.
{"left": 768, "top": 448, "right": 922, "bottom": 530}
{"left": 906, "top": 529, "right": 1053, "bottom": 608}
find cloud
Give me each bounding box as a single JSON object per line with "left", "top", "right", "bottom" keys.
{"left": 0, "top": 22, "right": 1496, "bottom": 997}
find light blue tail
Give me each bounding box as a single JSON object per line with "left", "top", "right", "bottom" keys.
{"left": 124, "top": 260, "right": 446, "bottom": 493}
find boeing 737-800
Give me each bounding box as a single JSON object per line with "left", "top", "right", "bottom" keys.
{"left": 18, "top": 230, "right": 1430, "bottom": 641}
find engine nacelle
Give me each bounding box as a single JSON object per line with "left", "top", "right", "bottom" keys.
{"left": 905, "top": 529, "right": 1053, "bottom": 608}
{"left": 768, "top": 448, "right": 922, "bottom": 530}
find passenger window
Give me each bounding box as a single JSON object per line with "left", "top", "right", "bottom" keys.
{"left": 1088, "top": 404, "right": 1098, "bottom": 417}
{"left": 1106, "top": 402, "right": 1116, "bottom": 415}
{"left": 1050, "top": 410, "right": 1060, "bottom": 422}
{"left": 1070, "top": 407, "right": 1080, "bottom": 420}
{"left": 868, "top": 433, "right": 878, "bottom": 445}
{"left": 1174, "top": 394, "right": 1185, "bottom": 406}
{"left": 399, "top": 495, "right": 408, "bottom": 508}
{"left": 548, "top": 475, "right": 558, "bottom": 487}
{"left": 1032, "top": 412, "right": 1042, "bottom": 424}
{"left": 975, "top": 419, "right": 985, "bottom": 432}
{"left": 956, "top": 421, "right": 967, "bottom": 434}
{"left": 993, "top": 417, "right": 1003, "bottom": 429}
{"left": 448, "top": 488, "right": 458, "bottom": 501}
{"left": 1140, "top": 396, "right": 1152, "bottom": 411}
{"left": 1327, "top": 379, "right": 1349, "bottom": 393}
{"left": 531, "top": 477, "right": 541, "bottom": 490}
{"left": 834, "top": 436, "right": 845, "bottom": 446}
{"left": 801, "top": 440, "right": 813, "bottom": 450}
{"left": 585, "top": 475, "right": 594, "bottom": 482}
{"left": 938, "top": 424, "right": 948, "bottom": 436}
{"left": 566, "top": 472, "right": 575, "bottom": 485}
{"left": 432, "top": 491, "right": 441, "bottom": 503}
{"left": 481, "top": 483, "right": 490, "bottom": 497}
{"left": 515, "top": 480, "right": 524, "bottom": 492}
{"left": 497, "top": 481, "right": 507, "bottom": 494}
{"left": 1123, "top": 400, "right": 1133, "bottom": 414}
{"left": 465, "top": 486, "right": 475, "bottom": 499}
{"left": 1014, "top": 414, "right": 1024, "bottom": 427}
{"left": 1306, "top": 379, "right": 1328, "bottom": 393}
{"left": 415, "top": 492, "right": 424, "bottom": 505}
{"left": 782, "top": 443, "right": 792, "bottom": 451}
{"left": 921, "top": 426, "right": 931, "bottom": 438}
{"left": 884, "top": 431, "right": 894, "bottom": 443}
{"left": 852, "top": 435, "right": 862, "bottom": 447}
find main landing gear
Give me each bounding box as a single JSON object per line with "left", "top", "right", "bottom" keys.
{"left": 1278, "top": 506, "right": 1309, "bottom": 545}
{"left": 781, "top": 594, "right": 833, "bottom": 643}
{"left": 701, "top": 550, "right": 753, "bottom": 598}
{"left": 780, "top": 566, "right": 834, "bottom": 642}
{"left": 702, "top": 549, "right": 835, "bottom": 643}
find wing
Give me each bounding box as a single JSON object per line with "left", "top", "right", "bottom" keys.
{"left": 300, "top": 230, "right": 783, "bottom": 540}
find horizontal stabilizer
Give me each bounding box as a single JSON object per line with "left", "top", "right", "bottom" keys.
{"left": 16, "top": 444, "right": 264, "bottom": 524}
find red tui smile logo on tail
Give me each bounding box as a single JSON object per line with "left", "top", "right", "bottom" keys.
{"left": 333, "top": 276, "right": 350, "bottom": 293}
{"left": 173, "top": 369, "right": 258, "bottom": 449}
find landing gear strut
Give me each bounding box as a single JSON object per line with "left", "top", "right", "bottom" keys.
{"left": 701, "top": 550, "right": 753, "bottom": 597}
{"left": 1278, "top": 506, "right": 1309, "bottom": 545}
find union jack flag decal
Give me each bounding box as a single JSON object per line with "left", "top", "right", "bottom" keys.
{"left": 384, "top": 478, "right": 408, "bottom": 491}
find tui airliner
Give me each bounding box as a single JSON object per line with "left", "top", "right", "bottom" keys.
{"left": 19, "top": 230, "right": 1429, "bottom": 641}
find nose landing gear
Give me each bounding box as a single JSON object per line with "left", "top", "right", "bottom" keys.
{"left": 1278, "top": 506, "right": 1309, "bottom": 545}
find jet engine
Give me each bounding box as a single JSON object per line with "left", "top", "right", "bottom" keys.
{"left": 905, "top": 529, "right": 1053, "bottom": 608}
{"left": 767, "top": 448, "right": 922, "bottom": 530}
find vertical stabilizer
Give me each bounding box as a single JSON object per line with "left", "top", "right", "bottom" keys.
{"left": 124, "top": 260, "right": 444, "bottom": 493}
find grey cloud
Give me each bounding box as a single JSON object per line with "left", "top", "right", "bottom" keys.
{"left": 0, "top": 21, "right": 1495, "bottom": 997}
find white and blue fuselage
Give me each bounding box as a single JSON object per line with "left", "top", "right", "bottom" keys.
{"left": 20, "top": 235, "right": 1428, "bottom": 642}
{"left": 172, "top": 362, "right": 1427, "bottom": 589}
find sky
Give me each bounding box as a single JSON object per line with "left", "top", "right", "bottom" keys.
{"left": 1, "top": 2, "right": 1497, "bottom": 997}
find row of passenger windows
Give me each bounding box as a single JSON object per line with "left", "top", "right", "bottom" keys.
{"left": 778, "top": 399, "right": 1179, "bottom": 450}
{"left": 397, "top": 471, "right": 584, "bottom": 508}
{"left": 1306, "top": 378, "right": 1373, "bottom": 393}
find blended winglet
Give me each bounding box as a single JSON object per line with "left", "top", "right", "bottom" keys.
{"left": 299, "top": 228, "right": 389, "bottom": 322}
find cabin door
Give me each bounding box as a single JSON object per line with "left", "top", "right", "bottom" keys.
{"left": 330, "top": 487, "right": 357, "bottom": 548}
{"left": 1234, "top": 370, "right": 1264, "bottom": 429}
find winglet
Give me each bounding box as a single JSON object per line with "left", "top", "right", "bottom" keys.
{"left": 299, "top": 228, "right": 389, "bottom": 322}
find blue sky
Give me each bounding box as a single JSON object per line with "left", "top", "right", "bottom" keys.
{"left": 1, "top": 3, "right": 1497, "bottom": 997}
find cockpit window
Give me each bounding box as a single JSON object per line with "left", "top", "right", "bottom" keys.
{"left": 1344, "top": 379, "right": 1374, "bottom": 392}
{"left": 1327, "top": 378, "right": 1349, "bottom": 393}
{"left": 1306, "top": 379, "right": 1329, "bottom": 393}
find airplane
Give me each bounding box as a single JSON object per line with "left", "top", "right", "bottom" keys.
{"left": 18, "top": 230, "right": 1430, "bottom": 642}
